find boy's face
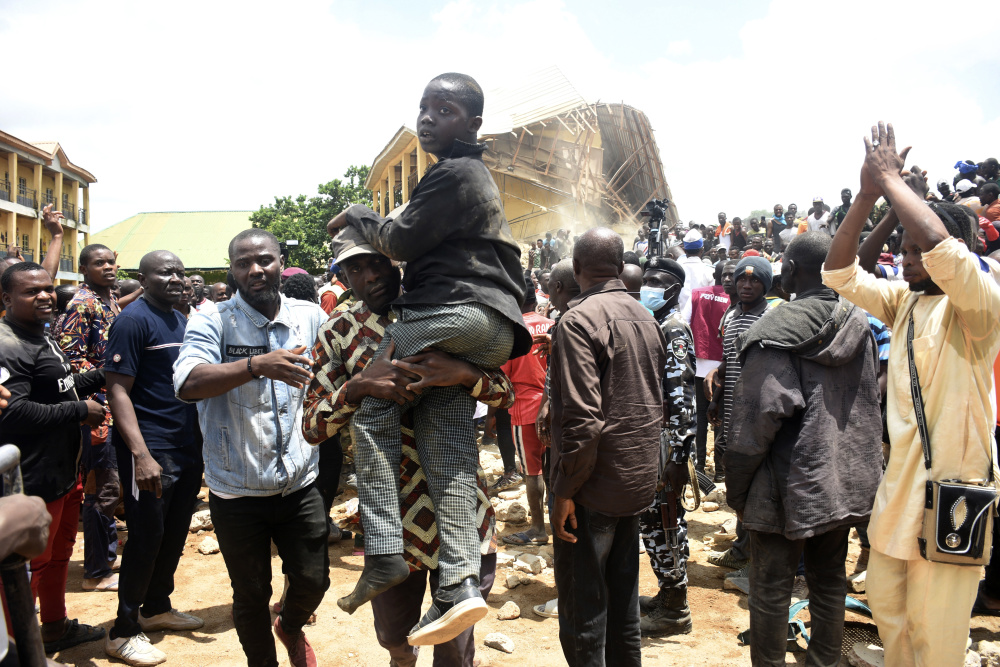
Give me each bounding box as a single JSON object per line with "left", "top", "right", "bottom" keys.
{"left": 417, "top": 79, "right": 483, "bottom": 158}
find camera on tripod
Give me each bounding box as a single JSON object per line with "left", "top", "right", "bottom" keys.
{"left": 640, "top": 198, "right": 671, "bottom": 257}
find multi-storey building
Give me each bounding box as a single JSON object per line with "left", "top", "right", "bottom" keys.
{"left": 0, "top": 129, "right": 96, "bottom": 284}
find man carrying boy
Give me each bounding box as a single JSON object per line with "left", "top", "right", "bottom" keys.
{"left": 327, "top": 73, "right": 530, "bottom": 645}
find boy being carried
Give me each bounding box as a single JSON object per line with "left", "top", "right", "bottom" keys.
{"left": 327, "top": 72, "right": 531, "bottom": 646}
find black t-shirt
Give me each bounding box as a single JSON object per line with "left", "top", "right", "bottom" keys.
{"left": 105, "top": 298, "right": 199, "bottom": 452}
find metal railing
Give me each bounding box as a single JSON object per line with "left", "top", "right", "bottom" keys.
{"left": 16, "top": 187, "right": 37, "bottom": 209}
{"left": 59, "top": 257, "right": 73, "bottom": 272}
{"left": 0, "top": 180, "right": 9, "bottom": 202}
{"left": 62, "top": 201, "right": 76, "bottom": 220}
{"left": 42, "top": 192, "right": 55, "bottom": 206}
{"left": 20, "top": 249, "right": 33, "bottom": 262}
{"left": 79, "top": 208, "right": 86, "bottom": 226}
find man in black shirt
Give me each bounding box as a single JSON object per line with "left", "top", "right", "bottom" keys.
{"left": 0, "top": 262, "right": 106, "bottom": 653}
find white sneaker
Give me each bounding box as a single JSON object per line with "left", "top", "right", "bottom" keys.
{"left": 139, "top": 609, "right": 204, "bottom": 632}
{"left": 105, "top": 632, "right": 167, "bottom": 666}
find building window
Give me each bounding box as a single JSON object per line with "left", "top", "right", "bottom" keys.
{"left": 62, "top": 193, "right": 68, "bottom": 207}
{"left": 18, "top": 178, "right": 26, "bottom": 195}
{"left": 46, "top": 188, "right": 53, "bottom": 203}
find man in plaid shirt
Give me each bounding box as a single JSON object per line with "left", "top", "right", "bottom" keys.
{"left": 302, "top": 228, "right": 513, "bottom": 666}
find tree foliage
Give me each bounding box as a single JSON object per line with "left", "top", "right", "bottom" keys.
{"left": 250, "top": 165, "right": 372, "bottom": 272}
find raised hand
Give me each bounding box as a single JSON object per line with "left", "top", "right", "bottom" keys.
{"left": 863, "top": 122, "right": 911, "bottom": 191}
{"left": 902, "top": 163, "right": 930, "bottom": 200}
{"left": 41, "top": 204, "right": 65, "bottom": 236}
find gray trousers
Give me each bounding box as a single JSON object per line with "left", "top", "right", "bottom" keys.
{"left": 353, "top": 303, "right": 514, "bottom": 587}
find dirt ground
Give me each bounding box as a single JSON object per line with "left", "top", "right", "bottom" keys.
{"left": 52, "top": 443, "right": 1000, "bottom": 667}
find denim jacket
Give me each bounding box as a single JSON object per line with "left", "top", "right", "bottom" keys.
{"left": 173, "top": 291, "right": 327, "bottom": 497}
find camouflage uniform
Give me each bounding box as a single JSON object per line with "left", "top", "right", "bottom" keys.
{"left": 639, "top": 307, "right": 696, "bottom": 590}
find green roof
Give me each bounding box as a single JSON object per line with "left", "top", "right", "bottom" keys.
{"left": 93, "top": 211, "right": 254, "bottom": 270}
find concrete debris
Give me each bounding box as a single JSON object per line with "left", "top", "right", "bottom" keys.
{"left": 498, "top": 489, "right": 524, "bottom": 500}
{"left": 848, "top": 643, "right": 884, "bottom": 667}
{"left": 974, "top": 640, "right": 1000, "bottom": 667}
{"left": 701, "top": 501, "right": 720, "bottom": 512}
{"left": 505, "top": 571, "right": 534, "bottom": 589}
{"left": 848, "top": 570, "right": 867, "bottom": 593}
{"left": 513, "top": 554, "right": 544, "bottom": 574}
{"left": 197, "top": 537, "right": 220, "bottom": 555}
{"left": 497, "top": 502, "right": 528, "bottom": 524}
{"left": 484, "top": 632, "right": 515, "bottom": 654}
{"left": 496, "top": 552, "right": 518, "bottom": 566}
{"left": 189, "top": 509, "right": 213, "bottom": 532}
{"left": 497, "top": 601, "right": 521, "bottom": 620}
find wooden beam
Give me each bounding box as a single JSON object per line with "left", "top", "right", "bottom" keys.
{"left": 510, "top": 128, "right": 526, "bottom": 168}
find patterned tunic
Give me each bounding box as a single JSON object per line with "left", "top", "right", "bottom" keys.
{"left": 301, "top": 299, "right": 514, "bottom": 571}
{"left": 59, "top": 283, "right": 118, "bottom": 436}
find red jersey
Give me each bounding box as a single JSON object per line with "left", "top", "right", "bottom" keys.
{"left": 689, "top": 285, "right": 729, "bottom": 362}
{"left": 500, "top": 311, "right": 554, "bottom": 426}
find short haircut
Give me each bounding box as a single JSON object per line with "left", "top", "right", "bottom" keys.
{"left": 55, "top": 284, "right": 77, "bottom": 312}
{"left": 118, "top": 278, "right": 142, "bottom": 297}
{"left": 573, "top": 228, "right": 623, "bottom": 273}
{"left": 79, "top": 243, "right": 111, "bottom": 266}
{"left": 430, "top": 73, "right": 484, "bottom": 117}
{"left": 280, "top": 273, "right": 318, "bottom": 303}
{"left": 228, "top": 229, "right": 279, "bottom": 259}
{"left": 622, "top": 250, "right": 641, "bottom": 266}
{"left": 784, "top": 231, "right": 832, "bottom": 274}
{"left": 980, "top": 183, "right": 1000, "bottom": 201}
{"left": 548, "top": 258, "right": 576, "bottom": 288}
{"left": 929, "top": 202, "right": 976, "bottom": 247}
{"left": 1, "top": 261, "right": 46, "bottom": 294}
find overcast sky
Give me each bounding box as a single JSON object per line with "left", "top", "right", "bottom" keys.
{"left": 2, "top": 0, "right": 997, "bottom": 233}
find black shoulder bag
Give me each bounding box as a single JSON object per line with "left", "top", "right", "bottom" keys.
{"left": 909, "top": 315, "right": 998, "bottom": 565}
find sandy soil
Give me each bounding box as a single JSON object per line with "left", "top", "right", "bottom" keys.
{"left": 51, "top": 445, "right": 1000, "bottom": 667}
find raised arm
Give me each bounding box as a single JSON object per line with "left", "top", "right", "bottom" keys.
{"left": 39, "top": 204, "right": 64, "bottom": 281}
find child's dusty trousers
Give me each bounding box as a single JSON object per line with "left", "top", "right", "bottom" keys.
{"left": 353, "top": 302, "right": 515, "bottom": 587}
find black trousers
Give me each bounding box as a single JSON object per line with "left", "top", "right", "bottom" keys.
{"left": 112, "top": 442, "right": 203, "bottom": 638}
{"left": 494, "top": 409, "right": 517, "bottom": 474}
{"left": 209, "top": 484, "right": 330, "bottom": 667}
{"left": 315, "top": 435, "right": 343, "bottom": 517}
{"left": 370, "top": 554, "right": 496, "bottom": 667}
{"left": 748, "top": 528, "right": 849, "bottom": 667}
{"left": 553, "top": 503, "right": 641, "bottom": 667}
{"left": 695, "top": 376, "right": 711, "bottom": 470}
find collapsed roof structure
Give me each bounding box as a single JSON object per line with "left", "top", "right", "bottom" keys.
{"left": 364, "top": 66, "right": 678, "bottom": 243}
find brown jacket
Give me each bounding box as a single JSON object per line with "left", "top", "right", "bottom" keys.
{"left": 549, "top": 279, "right": 667, "bottom": 516}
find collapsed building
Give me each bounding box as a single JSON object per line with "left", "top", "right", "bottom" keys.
{"left": 364, "top": 66, "right": 678, "bottom": 246}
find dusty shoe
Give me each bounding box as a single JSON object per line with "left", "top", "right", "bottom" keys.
{"left": 105, "top": 632, "right": 166, "bottom": 666}
{"left": 854, "top": 546, "right": 870, "bottom": 574}
{"left": 791, "top": 575, "right": 809, "bottom": 603}
{"left": 337, "top": 554, "right": 410, "bottom": 614}
{"left": 273, "top": 616, "right": 317, "bottom": 667}
{"left": 707, "top": 548, "right": 749, "bottom": 570}
{"left": 639, "top": 587, "right": 668, "bottom": 615}
{"left": 138, "top": 609, "right": 204, "bottom": 632}
{"left": 407, "top": 576, "right": 488, "bottom": 646}
{"left": 641, "top": 586, "right": 693, "bottom": 637}
{"left": 488, "top": 472, "right": 523, "bottom": 495}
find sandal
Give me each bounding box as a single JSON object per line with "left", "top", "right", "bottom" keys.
{"left": 502, "top": 531, "right": 549, "bottom": 546}
{"left": 82, "top": 573, "right": 119, "bottom": 592}
{"left": 43, "top": 618, "right": 105, "bottom": 654}
{"left": 533, "top": 599, "right": 558, "bottom": 618}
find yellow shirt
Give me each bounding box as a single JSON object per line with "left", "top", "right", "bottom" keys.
{"left": 822, "top": 237, "right": 1000, "bottom": 560}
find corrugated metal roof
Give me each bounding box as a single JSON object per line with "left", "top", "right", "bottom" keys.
{"left": 93, "top": 211, "right": 254, "bottom": 270}
{"left": 479, "top": 66, "right": 589, "bottom": 136}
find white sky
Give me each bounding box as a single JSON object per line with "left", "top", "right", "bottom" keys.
{"left": 1, "top": 0, "right": 997, "bottom": 233}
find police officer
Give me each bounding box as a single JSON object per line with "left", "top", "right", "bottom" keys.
{"left": 636, "top": 256, "right": 696, "bottom": 637}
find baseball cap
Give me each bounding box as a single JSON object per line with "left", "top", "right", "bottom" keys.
{"left": 956, "top": 180, "right": 976, "bottom": 194}
{"left": 332, "top": 226, "right": 379, "bottom": 265}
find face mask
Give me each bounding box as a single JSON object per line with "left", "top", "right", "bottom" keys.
{"left": 640, "top": 286, "right": 668, "bottom": 312}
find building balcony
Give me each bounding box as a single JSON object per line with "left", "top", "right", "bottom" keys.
{"left": 62, "top": 201, "right": 76, "bottom": 220}
{"left": 0, "top": 180, "right": 9, "bottom": 203}
{"left": 16, "top": 187, "right": 37, "bottom": 209}
{"left": 79, "top": 208, "right": 86, "bottom": 226}
{"left": 21, "top": 249, "right": 33, "bottom": 262}
{"left": 59, "top": 257, "right": 73, "bottom": 272}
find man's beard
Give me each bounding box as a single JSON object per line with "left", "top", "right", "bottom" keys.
{"left": 908, "top": 278, "right": 937, "bottom": 293}
{"left": 240, "top": 279, "right": 281, "bottom": 311}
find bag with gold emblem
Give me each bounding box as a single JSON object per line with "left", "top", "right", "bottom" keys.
{"left": 907, "top": 316, "right": 997, "bottom": 565}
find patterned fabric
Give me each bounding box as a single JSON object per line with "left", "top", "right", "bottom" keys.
{"left": 658, "top": 308, "right": 696, "bottom": 465}
{"left": 59, "top": 283, "right": 118, "bottom": 436}
{"left": 721, "top": 300, "right": 768, "bottom": 439}
{"left": 867, "top": 314, "right": 891, "bottom": 362}
{"left": 301, "top": 299, "right": 513, "bottom": 572}
{"left": 639, "top": 498, "right": 688, "bottom": 589}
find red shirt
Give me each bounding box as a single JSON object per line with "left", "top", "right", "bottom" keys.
{"left": 501, "top": 311, "right": 554, "bottom": 425}
{"left": 689, "top": 285, "right": 730, "bottom": 362}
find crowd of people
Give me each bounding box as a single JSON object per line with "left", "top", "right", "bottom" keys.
{"left": 1, "top": 70, "right": 1000, "bottom": 667}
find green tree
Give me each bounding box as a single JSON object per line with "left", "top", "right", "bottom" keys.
{"left": 250, "top": 165, "right": 372, "bottom": 272}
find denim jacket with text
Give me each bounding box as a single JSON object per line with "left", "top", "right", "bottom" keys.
{"left": 173, "top": 291, "right": 327, "bottom": 497}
